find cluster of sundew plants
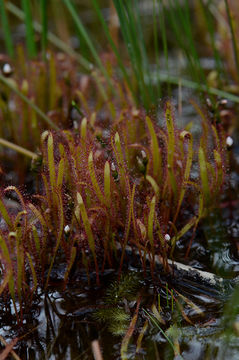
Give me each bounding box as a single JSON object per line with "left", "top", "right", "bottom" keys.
{"left": 0, "top": 93, "right": 228, "bottom": 321}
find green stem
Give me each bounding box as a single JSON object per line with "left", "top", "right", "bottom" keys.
{"left": 0, "top": 138, "right": 38, "bottom": 159}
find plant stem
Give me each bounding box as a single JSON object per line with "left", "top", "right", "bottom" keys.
{"left": 0, "top": 138, "right": 38, "bottom": 159}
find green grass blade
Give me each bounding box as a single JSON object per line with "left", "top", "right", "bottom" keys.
{"left": 153, "top": 0, "right": 161, "bottom": 98}
{"left": 167, "top": 0, "right": 205, "bottom": 85}
{"left": 91, "top": 0, "right": 135, "bottom": 100}
{"left": 143, "top": 309, "right": 183, "bottom": 357}
{"left": 113, "top": 0, "right": 150, "bottom": 107}
{"left": 0, "top": 0, "right": 14, "bottom": 57}
{"left": 158, "top": 0, "right": 170, "bottom": 93}
{"left": 131, "top": 0, "right": 154, "bottom": 101}
{"left": 63, "top": 0, "right": 114, "bottom": 92}
{"left": 21, "top": 0, "right": 37, "bottom": 58}
{"left": 149, "top": 72, "right": 239, "bottom": 104}
{"left": 0, "top": 138, "right": 38, "bottom": 160}
{"left": 40, "top": 0, "right": 47, "bottom": 60}
{"left": 198, "top": 0, "right": 225, "bottom": 82}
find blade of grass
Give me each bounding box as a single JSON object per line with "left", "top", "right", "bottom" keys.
{"left": 149, "top": 72, "right": 239, "bottom": 104}
{"left": 0, "top": 138, "right": 38, "bottom": 160}
{"left": 0, "top": 0, "right": 14, "bottom": 57}
{"left": 91, "top": 0, "right": 135, "bottom": 101}
{"left": 131, "top": 0, "right": 154, "bottom": 101}
{"left": 153, "top": 0, "right": 161, "bottom": 98}
{"left": 40, "top": 0, "right": 47, "bottom": 60}
{"left": 198, "top": 0, "right": 225, "bottom": 83}
{"left": 113, "top": 0, "right": 150, "bottom": 107}
{"left": 158, "top": 0, "right": 170, "bottom": 94}
{"left": 167, "top": 0, "right": 206, "bottom": 86}
{"left": 143, "top": 309, "right": 183, "bottom": 358}
{"left": 21, "top": 0, "right": 37, "bottom": 58}
{"left": 63, "top": 0, "right": 114, "bottom": 93}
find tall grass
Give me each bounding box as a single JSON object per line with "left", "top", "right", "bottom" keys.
{"left": 0, "top": 0, "right": 14, "bottom": 57}
{"left": 1, "top": 0, "right": 239, "bottom": 106}
{"left": 21, "top": 0, "right": 37, "bottom": 57}
{"left": 40, "top": 0, "right": 47, "bottom": 60}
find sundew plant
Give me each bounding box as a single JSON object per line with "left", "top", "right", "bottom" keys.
{"left": 0, "top": 83, "right": 228, "bottom": 320}
{"left": 0, "top": 0, "right": 234, "bottom": 333}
